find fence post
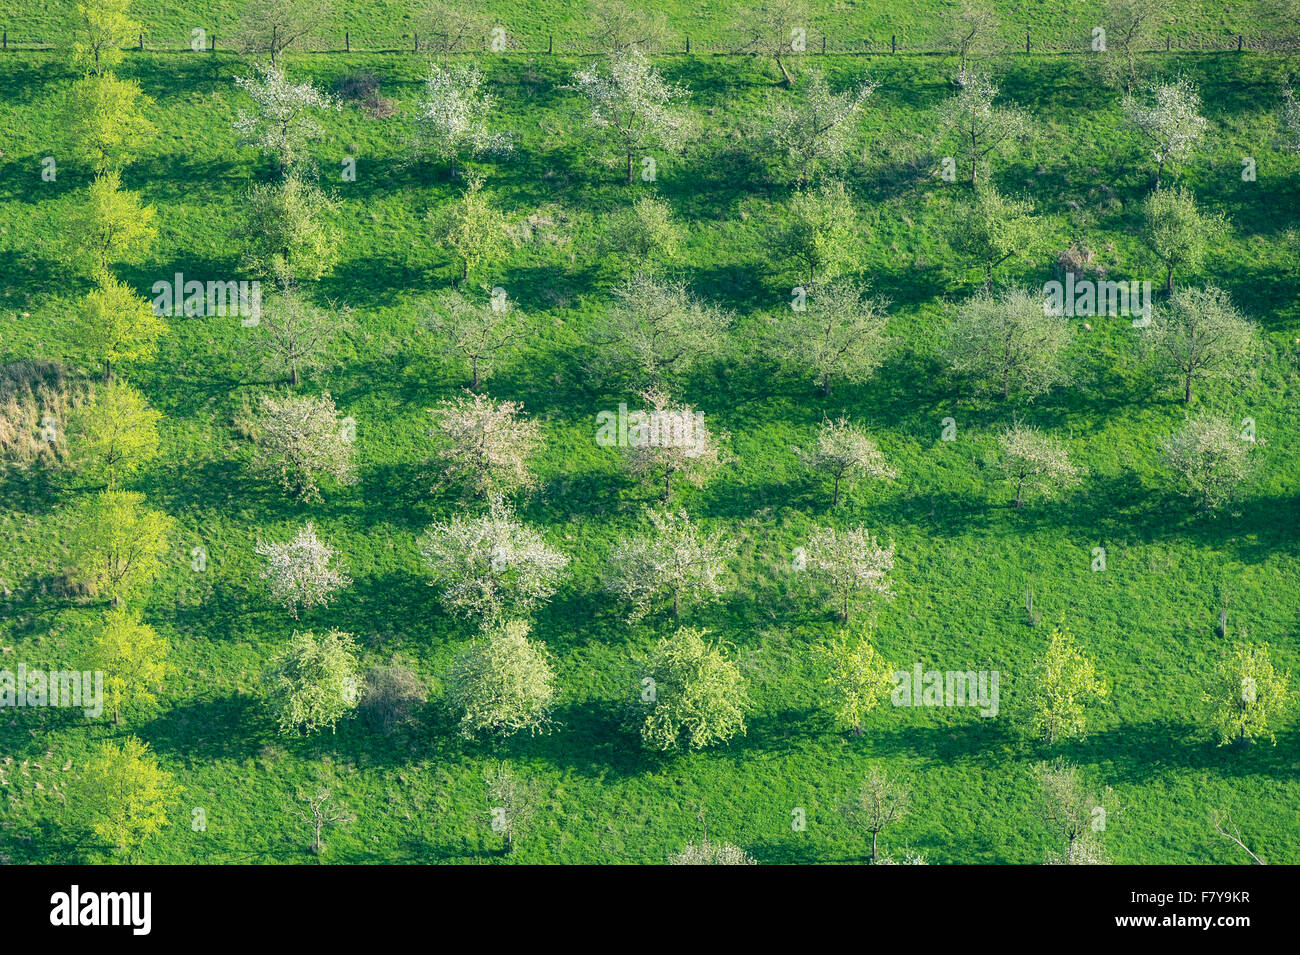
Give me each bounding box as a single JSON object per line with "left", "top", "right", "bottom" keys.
{"left": 891, "top": 34, "right": 896, "bottom": 54}
{"left": 1025, "top": 30, "right": 1030, "bottom": 54}
{"left": 1237, "top": 34, "right": 1243, "bottom": 51}
{"left": 211, "top": 34, "right": 215, "bottom": 52}
{"left": 548, "top": 34, "right": 553, "bottom": 54}
{"left": 821, "top": 35, "right": 825, "bottom": 54}
{"left": 414, "top": 33, "right": 418, "bottom": 51}
{"left": 1165, "top": 36, "right": 1170, "bottom": 51}
{"left": 139, "top": 32, "right": 143, "bottom": 51}
{"left": 3, "top": 30, "right": 6, "bottom": 51}
{"left": 686, "top": 35, "right": 690, "bottom": 54}
{"left": 345, "top": 30, "right": 350, "bottom": 51}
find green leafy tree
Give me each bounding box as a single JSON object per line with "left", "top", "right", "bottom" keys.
{"left": 93, "top": 607, "right": 169, "bottom": 724}
{"left": 1142, "top": 186, "right": 1224, "bottom": 292}
{"left": 770, "top": 278, "right": 891, "bottom": 396}
{"left": 1026, "top": 620, "right": 1108, "bottom": 744}
{"left": 444, "top": 619, "right": 557, "bottom": 739}
{"left": 778, "top": 180, "right": 860, "bottom": 284}
{"left": 76, "top": 737, "right": 180, "bottom": 852}
{"left": 638, "top": 627, "right": 749, "bottom": 751}
{"left": 71, "top": 0, "right": 140, "bottom": 76}
{"left": 950, "top": 185, "right": 1043, "bottom": 291}
{"left": 843, "top": 764, "right": 910, "bottom": 863}
{"left": 68, "top": 379, "right": 162, "bottom": 487}
{"left": 1205, "top": 642, "right": 1291, "bottom": 747}
{"left": 819, "top": 626, "right": 895, "bottom": 734}
{"left": 435, "top": 172, "right": 510, "bottom": 283}
{"left": 77, "top": 274, "right": 166, "bottom": 382}
{"left": 268, "top": 629, "right": 361, "bottom": 736}
{"left": 68, "top": 490, "right": 174, "bottom": 606}
{"left": 68, "top": 171, "right": 158, "bottom": 276}
{"left": 68, "top": 73, "right": 155, "bottom": 173}
{"left": 244, "top": 174, "right": 341, "bottom": 283}
{"left": 943, "top": 284, "right": 1072, "bottom": 400}
{"left": 1144, "top": 285, "right": 1260, "bottom": 403}
{"left": 598, "top": 196, "right": 685, "bottom": 276}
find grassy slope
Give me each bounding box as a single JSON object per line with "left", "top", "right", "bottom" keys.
{"left": 0, "top": 39, "right": 1298, "bottom": 863}
{"left": 0, "top": 0, "right": 1290, "bottom": 49}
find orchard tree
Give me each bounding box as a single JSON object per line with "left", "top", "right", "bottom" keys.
{"left": 69, "top": 490, "right": 174, "bottom": 606}
{"left": 291, "top": 787, "right": 354, "bottom": 856}
{"left": 1142, "top": 186, "right": 1223, "bottom": 292}
{"left": 444, "top": 619, "right": 557, "bottom": 739}
{"left": 778, "top": 180, "right": 860, "bottom": 284}
{"left": 77, "top": 274, "right": 165, "bottom": 382}
{"left": 771, "top": 278, "right": 891, "bottom": 396}
{"left": 593, "top": 272, "right": 731, "bottom": 388}
{"left": 622, "top": 387, "right": 723, "bottom": 501}
{"left": 69, "top": 171, "right": 157, "bottom": 276}
{"left": 995, "top": 421, "right": 1082, "bottom": 508}
{"left": 435, "top": 172, "right": 510, "bottom": 283}
{"left": 944, "top": 1, "right": 1002, "bottom": 75}
{"left": 412, "top": 62, "right": 512, "bottom": 179}
{"left": 1037, "top": 760, "right": 1110, "bottom": 865}
{"left": 427, "top": 392, "right": 542, "bottom": 500}
{"left": 1162, "top": 415, "right": 1255, "bottom": 512}
{"left": 482, "top": 762, "right": 540, "bottom": 855}
{"left": 935, "top": 71, "right": 1031, "bottom": 186}
{"left": 243, "top": 174, "right": 341, "bottom": 283}
{"left": 950, "top": 185, "right": 1043, "bottom": 291}
{"left": 256, "top": 284, "right": 350, "bottom": 387}
{"left": 942, "top": 284, "right": 1072, "bottom": 400}
{"left": 731, "top": 0, "right": 811, "bottom": 87}
{"left": 605, "top": 507, "right": 733, "bottom": 622}
{"left": 1026, "top": 620, "right": 1107, "bottom": 744}
{"left": 1205, "top": 641, "right": 1291, "bottom": 747}
{"left": 428, "top": 288, "right": 529, "bottom": 390}
{"left": 68, "top": 73, "right": 155, "bottom": 173}
{"left": 1144, "top": 285, "right": 1260, "bottom": 403}
{"left": 583, "top": 0, "right": 670, "bottom": 54}
{"left": 413, "top": 0, "right": 492, "bottom": 64}
{"left": 1123, "top": 79, "right": 1207, "bottom": 186}
{"left": 419, "top": 498, "right": 568, "bottom": 623}
{"left": 268, "top": 629, "right": 361, "bottom": 736}
{"left": 235, "top": 0, "right": 335, "bottom": 65}
{"left": 234, "top": 63, "right": 337, "bottom": 177}
{"left": 794, "top": 417, "right": 895, "bottom": 506}
{"left": 638, "top": 627, "right": 749, "bottom": 752}
{"left": 571, "top": 49, "right": 691, "bottom": 184}
{"left": 819, "top": 626, "right": 895, "bottom": 734}
{"left": 766, "top": 69, "right": 878, "bottom": 186}
{"left": 1098, "top": 0, "right": 1165, "bottom": 93}
{"left": 599, "top": 196, "right": 685, "bottom": 276}
{"left": 1281, "top": 88, "right": 1300, "bottom": 152}
{"left": 256, "top": 522, "right": 352, "bottom": 618}
{"left": 70, "top": 0, "right": 139, "bottom": 76}
{"left": 803, "top": 524, "right": 895, "bottom": 623}
{"left": 92, "top": 607, "right": 168, "bottom": 724}
{"left": 249, "top": 392, "right": 358, "bottom": 502}
{"left": 75, "top": 737, "right": 179, "bottom": 852}
{"left": 68, "top": 379, "right": 162, "bottom": 487}
{"left": 843, "top": 765, "right": 909, "bottom": 863}
{"left": 671, "top": 839, "right": 758, "bottom": 865}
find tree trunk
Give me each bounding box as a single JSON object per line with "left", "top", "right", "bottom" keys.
{"left": 775, "top": 54, "right": 794, "bottom": 87}
{"left": 290, "top": 363, "right": 299, "bottom": 387}
{"left": 626, "top": 152, "right": 634, "bottom": 184}
{"left": 870, "top": 830, "right": 878, "bottom": 863}
{"left": 450, "top": 155, "right": 457, "bottom": 180}
{"left": 471, "top": 359, "right": 480, "bottom": 391}
{"left": 1165, "top": 264, "right": 1174, "bottom": 293}
{"left": 1184, "top": 371, "right": 1192, "bottom": 404}
{"left": 832, "top": 474, "right": 841, "bottom": 506}
{"left": 104, "top": 358, "right": 113, "bottom": 383}
{"left": 663, "top": 469, "right": 672, "bottom": 502}
{"left": 672, "top": 590, "right": 680, "bottom": 617}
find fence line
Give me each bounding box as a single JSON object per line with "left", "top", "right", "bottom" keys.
{"left": 2, "top": 29, "right": 1298, "bottom": 57}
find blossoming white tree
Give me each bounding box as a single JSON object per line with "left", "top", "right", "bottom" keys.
{"left": 995, "top": 422, "right": 1082, "bottom": 508}
{"left": 419, "top": 499, "right": 568, "bottom": 623}
{"left": 943, "top": 284, "right": 1073, "bottom": 400}
{"left": 794, "top": 418, "right": 895, "bottom": 506}
{"left": 234, "top": 63, "right": 337, "bottom": 177}
{"left": 1162, "top": 414, "right": 1255, "bottom": 512}
{"left": 412, "top": 62, "right": 513, "bottom": 178}
{"left": 766, "top": 69, "right": 878, "bottom": 186}
{"left": 623, "top": 387, "right": 723, "bottom": 501}
{"left": 935, "top": 71, "right": 1031, "bottom": 186}
{"left": 571, "top": 49, "right": 691, "bottom": 184}
{"left": 605, "top": 508, "right": 733, "bottom": 622}
{"left": 250, "top": 392, "right": 357, "bottom": 502}
{"left": 256, "top": 522, "right": 351, "bottom": 618}
{"left": 803, "top": 525, "right": 894, "bottom": 623}
{"left": 1122, "top": 78, "right": 1207, "bottom": 186}
{"left": 427, "top": 392, "right": 541, "bottom": 501}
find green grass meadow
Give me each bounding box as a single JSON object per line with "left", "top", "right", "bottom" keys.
{"left": 1, "top": 3, "right": 1299, "bottom": 864}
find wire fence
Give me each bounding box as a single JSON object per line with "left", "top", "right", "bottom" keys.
{"left": 1, "top": 28, "right": 1298, "bottom": 56}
